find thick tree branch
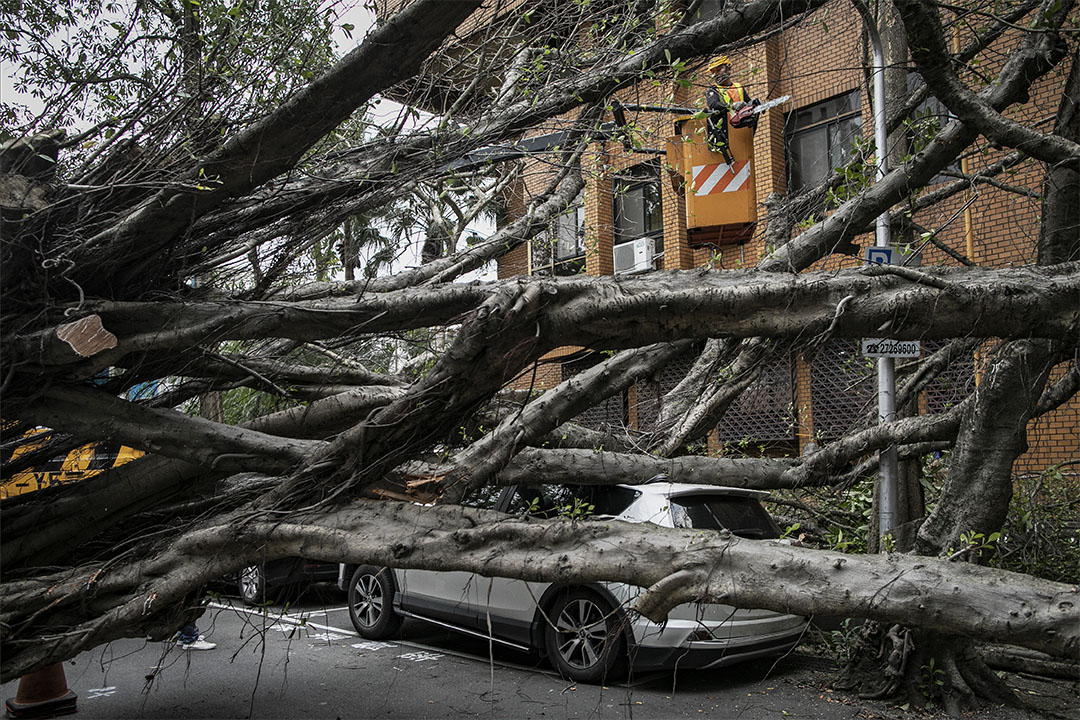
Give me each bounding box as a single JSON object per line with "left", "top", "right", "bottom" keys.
{"left": 8, "top": 265, "right": 1078, "bottom": 394}
{"left": 3, "top": 500, "right": 1076, "bottom": 680}
{"left": 895, "top": 0, "right": 1078, "bottom": 168}
{"left": 17, "top": 385, "right": 325, "bottom": 473}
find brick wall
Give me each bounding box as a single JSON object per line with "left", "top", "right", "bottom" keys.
{"left": 489, "top": 0, "right": 1076, "bottom": 471}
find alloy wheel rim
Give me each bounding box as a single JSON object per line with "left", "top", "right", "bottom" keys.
{"left": 554, "top": 598, "right": 609, "bottom": 669}
{"left": 239, "top": 566, "right": 260, "bottom": 599}
{"left": 353, "top": 574, "right": 384, "bottom": 627}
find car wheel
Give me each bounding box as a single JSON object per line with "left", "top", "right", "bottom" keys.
{"left": 544, "top": 588, "right": 627, "bottom": 683}
{"left": 238, "top": 564, "right": 271, "bottom": 605}
{"left": 348, "top": 566, "right": 401, "bottom": 639}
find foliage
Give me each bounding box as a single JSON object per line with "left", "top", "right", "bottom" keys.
{"left": 919, "top": 657, "right": 947, "bottom": 706}
{"left": 990, "top": 465, "right": 1080, "bottom": 584}
{"left": 221, "top": 385, "right": 300, "bottom": 426}
{"left": 2, "top": 0, "right": 342, "bottom": 135}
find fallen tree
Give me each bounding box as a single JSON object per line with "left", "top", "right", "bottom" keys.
{"left": 1, "top": 0, "right": 1077, "bottom": 713}
{"left": 2, "top": 500, "right": 1076, "bottom": 680}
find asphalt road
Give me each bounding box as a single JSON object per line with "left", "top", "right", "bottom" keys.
{"left": 3, "top": 587, "right": 1075, "bottom": 719}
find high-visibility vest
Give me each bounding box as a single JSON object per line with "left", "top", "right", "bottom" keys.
{"left": 714, "top": 82, "right": 747, "bottom": 109}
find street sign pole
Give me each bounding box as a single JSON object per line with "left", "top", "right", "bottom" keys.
{"left": 855, "top": 0, "right": 900, "bottom": 543}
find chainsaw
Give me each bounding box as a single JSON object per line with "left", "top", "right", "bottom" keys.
{"left": 731, "top": 94, "right": 791, "bottom": 126}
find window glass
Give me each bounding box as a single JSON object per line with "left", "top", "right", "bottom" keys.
{"left": 669, "top": 495, "right": 781, "bottom": 539}
{"left": 591, "top": 486, "right": 640, "bottom": 516}
{"left": 906, "top": 72, "right": 959, "bottom": 182}
{"left": 530, "top": 195, "right": 585, "bottom": 276}
{"left": 507, "top": 484, "right": 640, "bottom": 519}
{"left": 555, "top": 204, "right": 585, "bottom": 259}
{"left": 693, "top": 0, "right": 726, "bottom": 21}
{"left": 460, "top": 486, "right": 504, "bottom": 510}
{"left": 785, "top": 90, "right": 862, "bottom": 194}
{"left": 613, "top": 163, "right": 662, "bottom": 247}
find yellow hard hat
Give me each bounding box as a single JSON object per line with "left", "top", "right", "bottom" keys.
{"left": 707, "top": 55, "right": 731, "bottom": 72}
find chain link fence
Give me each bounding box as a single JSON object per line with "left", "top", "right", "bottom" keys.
{"left": 633, "top": 349, "right": 699, "bottom": 435}
{"left": 716, "top": 351, "right": 797, "bottom": 447}
{"left": 809, "top": 339, "right": 876, "bottom": 441}
{"left": 922, "top": 340, "right": 977, "bottom": 414}
{"left": 559, "top": 339, "right": 975, "bottom": 447}
{"left": 560, "top": 353, "right": 627, "bottom": 432}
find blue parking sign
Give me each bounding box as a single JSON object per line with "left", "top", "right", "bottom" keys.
{"left": 865, "top": 246, "right": 894, "bottom": 265}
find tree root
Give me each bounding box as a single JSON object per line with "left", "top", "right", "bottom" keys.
{"left": 978, "top": 645, "right": 1080, "bottom": 680}
{"left": 836, "top": 624, "right": 1040, "bottom": 715}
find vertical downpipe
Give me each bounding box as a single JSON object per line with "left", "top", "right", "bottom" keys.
{"left": 854, "top": 0, "right": 900, "bottom": 541}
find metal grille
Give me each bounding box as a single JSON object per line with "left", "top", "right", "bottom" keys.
{"left": 810, "top": 339, "right": 875, "bottom": 441}
{"left": 717, "top": 352, "right": 796, "bottom": 443}
{"left": 632, "top": 350, "right": 698, "bottom": 434}
{"left": 561, "top": 354, "right": 627, "bottom": 432}
{"left": 922, "top": 340, "right": 976, "bottom": 414}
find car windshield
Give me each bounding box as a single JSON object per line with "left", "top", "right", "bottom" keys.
{"left": 669, "top": 495, "right": 781, "bottom": 539}
{"left": 508, "top": 485, "right": 640, "bottom": 519}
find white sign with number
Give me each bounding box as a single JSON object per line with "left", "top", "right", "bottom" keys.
{"left": 862, "top": 338, "right": 921, "bottom": 358}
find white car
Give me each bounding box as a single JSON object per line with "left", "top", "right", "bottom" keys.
{"left": 339, "top": 481, "right": 808, "bottom": 683}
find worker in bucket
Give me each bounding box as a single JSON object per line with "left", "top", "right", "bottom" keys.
{"left": 704, "top": 55, "right": 759, "bottom": 163}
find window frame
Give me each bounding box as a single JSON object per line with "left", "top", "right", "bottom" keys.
{"left": 784, "top": 90, "right": 863, "bottom": 195}
{"left": 529, "top": 194, "right": 586, "bottom": 276}
{"left": 906, "top": 72, "right": 959, "bottom": 183}
{"left": 612, "top": 162, "right": 663, "bottom": 249}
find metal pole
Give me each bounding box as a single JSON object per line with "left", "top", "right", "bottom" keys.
{"left": 853, "top": 0, "right": 900, "bottom": 539}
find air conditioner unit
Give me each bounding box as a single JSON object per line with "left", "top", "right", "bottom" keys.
{"left": 613, "top": 237, "right": 655, "bottom": 274}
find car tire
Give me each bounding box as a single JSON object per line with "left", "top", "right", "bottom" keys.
{"left": 238, "top": 564, "right": 273, "bottom": 605}
{"left": 348, "top": 566, "right": 401, "bottom": 639}
{"left": 544, "top": 588, "right": 627, "bottom": 684}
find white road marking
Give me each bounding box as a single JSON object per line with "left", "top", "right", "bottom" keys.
{"left": 209, "top": 602, "right": 354, "bottom": 638}
{"left": 351, "top": 641, "right": 397, "bottom": 651}
{"left": 207, "top": 601, "right": 568, "bottom": 680}
{"left": 398, "top": 651, "right": 444, "bottom": 663}
{"left": 87, "top": 687, "right": 117, "bottom": 699}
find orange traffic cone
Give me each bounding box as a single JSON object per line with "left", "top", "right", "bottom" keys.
{"left": 4, "top": 663, "right": 77, "bottom": 718}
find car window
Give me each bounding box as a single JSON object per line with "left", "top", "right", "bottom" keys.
{"left": 669, "top": 495, "right": 781, "bottom": 539}
{"left": 507, "top": 485, "right": 640, "bottom": 519}
{"left": 591, "top": 486, "right": 640, "bottom": 516}
{"left": 460, "top": 486, "right": 504, "bottom": 510}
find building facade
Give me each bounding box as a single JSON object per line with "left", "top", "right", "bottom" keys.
{"left": 491, "top": 1, "right": 1077, "bottom": 470}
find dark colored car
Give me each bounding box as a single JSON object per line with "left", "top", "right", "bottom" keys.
{"left": 237, "top": 558, "right": 339, "bottom": 605}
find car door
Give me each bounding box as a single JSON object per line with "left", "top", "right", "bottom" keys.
{"left": 397, "top": 487, "right": 510, "bottom": 628}
{"left": 467, "top": 485, "right": 591, "bottom": 646}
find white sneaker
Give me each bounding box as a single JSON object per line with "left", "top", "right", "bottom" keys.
{"left": 180, "top": 637, "right": 216, "bottom": 650}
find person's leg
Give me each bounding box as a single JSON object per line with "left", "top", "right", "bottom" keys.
{"left": 177, "top": 623, "right": 216, "bottom": 650}
{"left": 706, "top": 113, "right": 734, "bottom": 163}
{"left": 177, "top": 623, "right": 199, "bottom": 644}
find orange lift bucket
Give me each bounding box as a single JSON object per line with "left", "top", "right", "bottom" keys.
{"left": 666, "top": 116, "right": 756, "bottom": 246}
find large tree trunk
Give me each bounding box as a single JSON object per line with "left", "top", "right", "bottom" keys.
{"left": 2, "top": 499, "right": 1076, "bottom": 681}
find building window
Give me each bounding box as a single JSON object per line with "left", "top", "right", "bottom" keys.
{"left": 530, "top": 196, "right": 585, "bottom": 276}
{"left": 785, "top": 90, "right": 862, "bottom": 194}
{"left": 907, "top": 73, "right": 958, "bottom": 182}
{"left": 613, "top": 163, "right": 662, "bottom": 247}
{"left": 692, "top": 0, "right": 727, "bottom": 21}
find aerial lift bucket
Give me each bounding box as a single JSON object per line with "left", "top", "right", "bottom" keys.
{"left": 666, "top": 116, "right": 756, "bottom": 246}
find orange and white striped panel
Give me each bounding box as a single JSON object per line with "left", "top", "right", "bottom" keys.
{"left": 691, "top": 161, "right": 752, "bottom": 196}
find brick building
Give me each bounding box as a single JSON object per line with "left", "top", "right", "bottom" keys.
{"left": 484, "top": 1, "right": 1077, "bottom": 471}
